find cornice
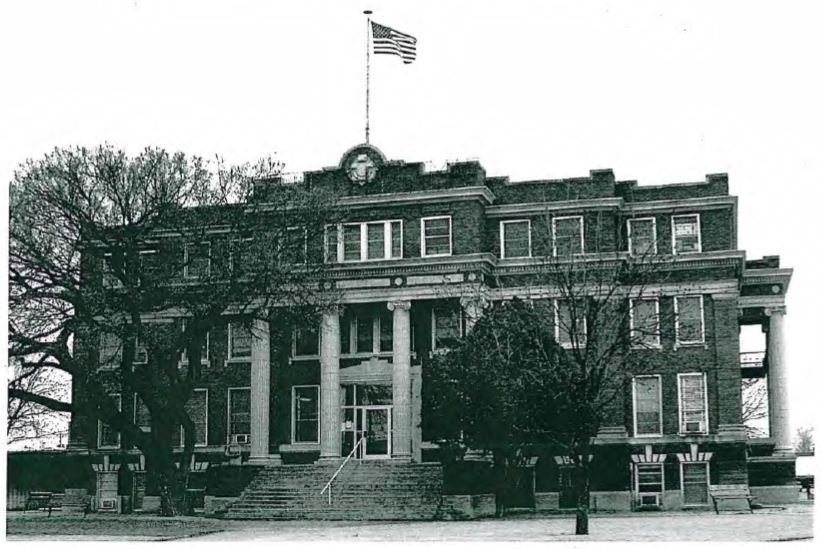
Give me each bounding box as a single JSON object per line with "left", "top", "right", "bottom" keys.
{"left": 337, "top": 186, "right": 496, "bottom": 210}
{"left": 742, "top": 267, "right": 793, "bottom": 293}
{"left": 622, "top": 195, "right": 737, "bottom": 214}
{"left": 486, "top": 198, "right": 623, "bottom": 217}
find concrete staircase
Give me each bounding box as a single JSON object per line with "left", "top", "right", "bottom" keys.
{"left": 222, "top": 461, "right": 444, "bottom": 520}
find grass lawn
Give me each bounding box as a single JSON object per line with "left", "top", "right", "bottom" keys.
{"left": 6, "top": 513, "right": 226, "bottom": 541}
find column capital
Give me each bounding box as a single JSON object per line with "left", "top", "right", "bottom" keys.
{"left": 387, "top": 300, "right": 411, "bottom": 312}
{"left": 765, "top": 305, "right": 787, "bottom": 316}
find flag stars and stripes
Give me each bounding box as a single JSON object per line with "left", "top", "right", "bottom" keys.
{"left": 371, "top": 21, "right": 417, "bottom": 64}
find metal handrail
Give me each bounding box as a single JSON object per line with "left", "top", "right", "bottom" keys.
{"left": 320, "top": 435, "right": 365, "bottom": 505}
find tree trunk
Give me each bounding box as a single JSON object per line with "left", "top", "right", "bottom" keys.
{"left": 574, "top": 460, "right": 591, "bottom": 535}
{"left": 492, "top": 449, "right": 508, "bottom": 518}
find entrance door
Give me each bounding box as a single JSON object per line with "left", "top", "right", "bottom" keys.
{"left": 363, "top": 406, "right": 391, "bottom": 459}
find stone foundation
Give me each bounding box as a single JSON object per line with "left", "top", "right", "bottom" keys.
{"left": 438, "top": 494, "right": 496, "bottom": 520}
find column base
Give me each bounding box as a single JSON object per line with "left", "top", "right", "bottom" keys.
{"left": 390, "top": 455, "right": 412, "bottom": 463}
{"left": 317, "top": 456, "right": 343, "bottom": 465}
{"left": 773, "top": 446, "right": 796, "bottom": 456}
{"left": 247, "top": 454, "right": 283, "bottom": 466}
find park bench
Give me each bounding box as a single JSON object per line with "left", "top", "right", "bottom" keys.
{"left": 24, "top": 491, "right": 55, "bottom": 516}
{"left": 709, "top": 484, "right": 756, "bottom": 514}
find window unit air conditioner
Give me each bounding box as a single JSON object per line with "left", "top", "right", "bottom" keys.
{"left": 232, "top": 434, "right": 249, "bottom": 444}
{"left": 98, "top": 497, "right": 119, "bottom": 512}
{"left": 637, "top": 493, "right": 661, "bottom": 507}
{"left": 684, "top": 421, "right": 705, "bottom": 434}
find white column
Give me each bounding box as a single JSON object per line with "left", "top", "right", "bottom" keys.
{"left": 249, "top": 318, "right": 280, "bottom": 464}
{"left": 766, "top": 307, "right": 792, "bottom": 453}
{"left": 389, "top": 300, "right": 412, "bottom": 461}
{"left": 319, "top": 308, "right": 342, "bottom": 462}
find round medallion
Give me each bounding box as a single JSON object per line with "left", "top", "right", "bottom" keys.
{"left": 771, "top": 284, "right": 781, "bottom": 294}
{"left": 339, "top": 144, "right": 386, "bottom": 186}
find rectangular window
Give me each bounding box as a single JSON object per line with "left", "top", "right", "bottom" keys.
{"left": 555, "top": 300, "right": 587, "bottom": 348}
{"left": 293, "top": 321, "right": 320, "bottom": 357}
{"left": 184, "top": 242, "right": 211, "bottom": 279}
{"left": 227, "top": 387, "right": 251, "bottom": 443}
{"left": 99, "top": 332, "right": 122, "bottom": 369}
{"left": 432, "top": 304, "right": 462, "bottom": 350}
{"left": 552, "top": 216, "right": 584, "bottom": 257}
{"left": 281, "top": 227, "right": 308, "bottom": 265}
{"left": 98, "top": 394, "right": 121, "bottom": 449}
{"left": 635, "top": 463, "right": 664, "bottom": 501}
{"left": 137, "top": 249, "right": 157, "bottom": 286}
{"left": 672, "top": 214, "right": 701, "bottom": 254}
{"left": 379, "top": 309, "right": 393, "bottom": 353}
{"left": 675, "top": 295, "right": 704, "bottom": 345}
{"left": 633, "top": 375, "right": 662, "bottom": 437}
{"left": 229, "top": 238, "right": 253, "bottom": 275}
{"left": 421, "top": 216, "right": 452, "bottom": 257}
{"left": 228, "top": 322, "right": 253, "bottom": 360}
{"left": 500, "top": 220, "right": 531, "bottom": 259}
{"left": 133, "top": 395, "right": 151, "bottom": 432}
{"left": 681, "top": 462, "right": 710, "bottom": 505}
{"left": 292, "top": 385, "right": 320, "bottom": 443}
{"left": 628, "top": 218, "right": 657, "bottom": 256}
{"left": 180, "top": 388, "right": 208, "bottom": 447}
{"left": 101, "top": 253, "right": 121, "bottom": 288}
{"left": 328, "top": 220, "right": 402, "bottom": 262}
{"left": 134, "top": 333, "right": 148, "bottom": 364}
{"left": 356, "top": 314, "right": 375, "bottom": 354}
{"left": 630, "top": 298, "right": 661, "bottom": 347}
{"left": 180, "top": 320, "right": 209, "bottom": 363}
{"left": 678, "top": 373, "right": 708, "bottom": 434}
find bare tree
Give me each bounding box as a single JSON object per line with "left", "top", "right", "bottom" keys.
{"left": 8, "top": 145, "right": 339, "bottom": 515}
{"left": 794, "top": 426, "right": 814, "bottom": 453}
{"left": 741, "top": 378, "right": 768, "bottom": 438}
{"left": 7, "top": 359, "right": 69, "bottom": 448}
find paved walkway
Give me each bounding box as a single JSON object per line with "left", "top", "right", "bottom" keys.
{"left": 201, "top": 505, "right": 814, "bottom": 542}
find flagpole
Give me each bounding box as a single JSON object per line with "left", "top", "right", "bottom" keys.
{"left": 364, "top": 9, "right": 372, "bottom": 144}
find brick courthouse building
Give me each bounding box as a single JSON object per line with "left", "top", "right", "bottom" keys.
{"left": 63, "top": 144, "right": 797, "bottom": 517}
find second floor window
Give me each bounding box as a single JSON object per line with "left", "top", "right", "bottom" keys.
{"left": 678, "top": 373, "right": 708, "bottom": 434}
{"left": 500, "top": 220, "right": 531, "bottom": 258}
{"left": 421, "top": 216, "right": 452, "bottom": 257}
{"left": 552, "top": 216, "right": 584, "bottom": 257}
{"left": 99, "top": 332, "right": 122, "bottom": 369}
{"left": 326, "top": 221, "right": 402, "bottom": 263}
{"left": 228, "top": 322, "right": 253, "bottom": 360}
{"left": 184, "top": 242, "right": 211, "bottom": 279}
{"left": 630, "top": 298, "right": 661, "bottom": 348}
{"left": 555, "top": 299, "right": 587, "bottom": 348}
{"left": 672, "top": 214, "right": 701, "bottom": 254}
{"left": 633, "top": 375, "right": 662, "bottom": 436}
{"left": 675, "top": 296, "right": 704, "bottom": 345}
{"left": 628, "top": 218, "right": 657, "bottom": 256}
{"left": 432, "top": 304, "right": 462, "bottom": 350}
{"left": 180, "top": 388, "right": 208, "bottom": 447}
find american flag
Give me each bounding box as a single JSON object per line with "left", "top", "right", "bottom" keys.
{"left": 371, "top": 21, "right": 417, "bottom": 64}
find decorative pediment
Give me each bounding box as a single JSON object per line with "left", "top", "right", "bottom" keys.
{"left": 676, "top": 443, "right": 713, "bottom": 463}
{"left": 631, "top": 444, "right": 667, "bottom": 463}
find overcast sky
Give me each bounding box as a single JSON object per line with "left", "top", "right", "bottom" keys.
{"left": 2, "top": 0, "right": 820, "bottom": 435}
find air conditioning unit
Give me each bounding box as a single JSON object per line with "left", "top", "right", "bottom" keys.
{"left": 232, "top": 434, "right": 249, "bottom": 444}
{"left": 98, "top": 497, "right": 119, "bottom": 512}
{"left": 637, "top": 493, "right": 661, "bottom": 507}
{"left": 684, "top": 421, "right": 705, "bottom": 434}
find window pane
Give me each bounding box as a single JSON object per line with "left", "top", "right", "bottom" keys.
{"left": 99, "top": 332, "right": 122, "bottom": 368}
{"left": 294, "top": 322, "right": 319, "bottom": 356}
{"left": 677, "top": 297, "right": 703, "bottom": 343}
{"left": 229, "top": 388, "right": 251, "bottom": 437}
{"left": 343, "top": 225, "right": 361, "bottom": 261}
{"left": 682, "top": 463, "right": 709, "bottom": 505}
{"left": 379, "top": 309, "right": 393, "bottom": 352}
{"left": 632, "top": 299, "right": 659, "bottom": 346}
{"left": 674, "top": 216, "right": 700, "bottom": 254}
{"left": 637, "top": 464, "right": 663, "bottom": 493}
{"left": 390, "top": 221, "right": 402, "bottom": 258}
{"left": 634, "top": 377, "right": 661, "bottom": 435}
{"left": 367, "top": 223, "right": 385, "bottom": 260}
{"left": 324, "top": 225, "right": 338, "bottom": 263}
{"left": 183, "top": 390, "right": 208, "bottom": 446}
{"left": 294, "top": 386, "right": 319, "bottom": 443}
{"left": 424, "top": 218, "right": 451, "bottom": 256}
{"left": 356, "top": 314, "right": 373, "bottom": 353}
{"left": 557, "top": 300, "right": 586, "bottom": 346}
{"left": 434, "top": 305, "right": 461, "bottom": 349}
{"left": 502, "top": 221, "right": 530, "bottom": 258}
{"left": 680, "top": 374, "right": 707, "bottom": 432}
{"left": 629, "top": 219, "right": 656, "bottom": 256}
{"left": 554, "top": 218, "right": 583, "bottom": 256}
{"left": 230, "top": 323, "right": 252, "bottom": 359}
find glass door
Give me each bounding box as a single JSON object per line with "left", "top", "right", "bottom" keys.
{"left": 363, "top": 406, "right": 392, "bottom": 459}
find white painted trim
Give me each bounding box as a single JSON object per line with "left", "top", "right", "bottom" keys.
{"left": 677, "top": 372, "right": 709, "bottom": 435}
{"left": 291, "top": 385, "right": 321, "bottom": 444}
{"left": 674, "top": 295, "right": 705, "bottom": 346}
{"left": 226, "top": 387, "right": 252, "bottom": 443}
{"left": 421, "top": 216, "right": 453, "bottom": 257}
{"left": 680, "top": 461, "right": 711, "bottom": 506}
{"left": 500, "top": 219, "right": 532, "bottom": 259}
{"left": 633, "top": 461, "right": 665, "bottom": 499}
{"left": 629, "top": 298, "right": 661, "bottom": 348}
{"left": 183, "top": 241, "right": 212, "bottom": 279}
{"left": 335, "top": 186, "right": 496, "bottom": 209}
{"left": 632, "top": 375, "right": 663, "bottom": 437}
{"left": 551, "top": 215, "right": 585, "bottom": 257}
{"left": 627, "top": 217, "right": 658, "bottom": 256}
{"left": 98, "top": 393, "right": 122, "bottom": 449}
{"left": 179, "top": 388, "right": 209, "bottom": 447}
{"left": 335, "top": 219, "right": 404, "bottom": 263}
{"left": 671, "top": 214, "right": 702, "bottom": 255}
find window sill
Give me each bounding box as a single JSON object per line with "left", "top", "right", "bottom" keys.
{"left": 678, "top": 432, "right": 708, "bottom": 437}
{"left": 225, "top": 357, "right": 252, "bottom": 364}
{"left": 630, "top": 344, "right": 663, "bottom": 350}
{"left": 290, "top": 355, "right": 321, "bottom": 362}
{"left": 179, "top": 360, "right": 211, "bottom": 367}
{"left": 279, "top": 442, "right": 320, "bottom": 453}
{"left": 674, "top": 342, "right": 707, "bottom": 350}
{"left": 634, "top": 433, "right": 663, "bottom": 438}
{"left": 421, "top": 252, "right": 453, "bottom": 258}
